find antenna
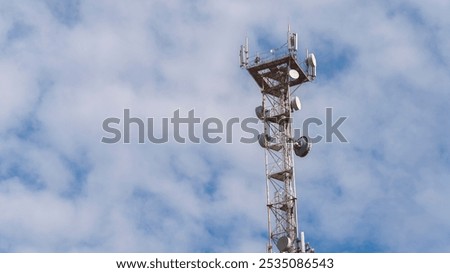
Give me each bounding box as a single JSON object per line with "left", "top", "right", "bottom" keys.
{"left": 288, "top": 27, "right": 298, "bottom": 52}
{"left": 240, "top": 26, "right": 317, "bottom": 253}
{"left": 306, "top": 52, "right": 317, "bottom": 79}
{"left": 239, "top": 37, "right": 249, "bottom": 67}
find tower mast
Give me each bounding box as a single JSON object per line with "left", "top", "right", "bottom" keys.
{"left": 240, "top": 27, "right": 317, "bottom": 253}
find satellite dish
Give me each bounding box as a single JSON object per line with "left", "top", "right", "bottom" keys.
{"left": 288, "top": 33, "right": 298, "bottom": 51}
{"left": 258, "top": 133, "right": 270, "bottom": 148}
{"left": 277, "top": 236, "right": 292, "bottom": 252}
{"left": 290, "top": 96, "right": 301, "bottom": 111}
{"left": 288, "top": 69, "right": 299, "bottom": 80}
{"left": 255, "top": 106, "right": 264, "bottom": 120}
{"left": 255, "top": 105, "right": 270, "bottom": 120}
{"left": 258, "top": 133, "right": 282, "bottom": 151}
{"left": 294, "top": 136, "right": 311, "bottom": 157}
{"left": 307, "top": 53, "right": 317, "bottom": 67}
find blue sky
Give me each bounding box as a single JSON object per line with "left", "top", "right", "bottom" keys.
{"left": 0, "top": 0, "right": 449, "bottom": 252}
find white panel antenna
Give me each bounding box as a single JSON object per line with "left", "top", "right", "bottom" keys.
{"left": 239, "top": 37, "right": 249, "bottom": 67}
{"left": 288, "top": 32, "right": 298, "bottom": 52}
{"left": 306, "top": 52, "right": 317, "bottom": 79}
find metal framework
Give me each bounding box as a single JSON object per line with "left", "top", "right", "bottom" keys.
{"left": 240, "top": 27, "right": 316, "bottom": 253}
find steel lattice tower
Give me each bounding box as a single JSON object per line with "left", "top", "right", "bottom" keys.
{"left": 240, "top": 27, "right": 317, "bottom": 253}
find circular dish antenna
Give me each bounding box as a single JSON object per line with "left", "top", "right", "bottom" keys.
{"left": 294, "top": 136, "right": 312, "bottom": 157}
{"left": 288, "top": 69, "right": 300, "bottom": 80}
{"left": 276, "top": 236, "right": 292, "bottom": 252}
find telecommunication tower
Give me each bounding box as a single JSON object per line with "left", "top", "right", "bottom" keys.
{"left": 240, "top": 26, "right": 317, "bottom": 253}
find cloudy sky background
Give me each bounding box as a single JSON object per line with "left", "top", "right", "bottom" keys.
{"left": 0, "top": 0, "right": 449, "bottom": 252}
